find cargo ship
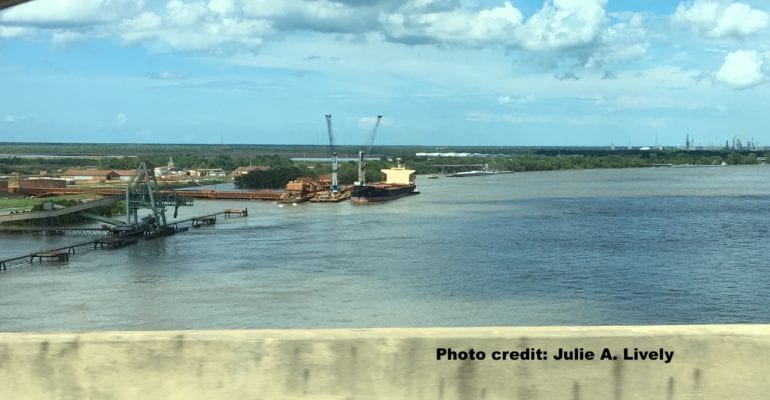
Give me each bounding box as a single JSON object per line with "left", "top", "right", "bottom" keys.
{"left": 350, "top": 159, "right": 419, "bottom": 203}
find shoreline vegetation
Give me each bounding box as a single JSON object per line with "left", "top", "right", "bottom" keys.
{"left": 0, "top": 143, "right": 766, "bottom": 191}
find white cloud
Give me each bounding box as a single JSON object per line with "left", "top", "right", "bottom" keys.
{"left": 635, "top": 67, "right": 704, "bottom": 89}
{"left": 497, "top": 94, "right": 536, "bottom": 105}
{"left": 116, "top": 113, "right": 128, "bottom": 127}
{"left": 673, "top": 0, "right": 769, "bottom": 39}
{"left": 116, "top": 5, "right": 270, "bottom": 53}
{"left": 356, "top": 115, "right": 387, "bottom": 129}
{"left": 0, "top": 0, "right": 645, "bottom": 72}
{"left": 382, "top": 1, "right": 523, "bottom": 46}
{"left": 0, "top": 0, "right": 143, "bottom": 28}
{"left": 379, "top": 0, "right": 646, "bottom": 69}
{"left": 585, "top": 13, "right": 649, "bottom": 68}
{"left": 167, "top": 1, "right": 209, "bottom": 27}
{"left": 151, "top": 70, "right": 187, "bottom": 80}
{"left": 3, "top": 114, "right": 27, "bottom": 123}
{"left": 715, "top": 50, "right": 764, "bottom": 89}
{"left": 466, "top": 111, "right": 548, "bottom": 124}
{"left": 382, "top": 0, "right": 608, "bottom": 51}
{"left": 52, "top": 30, "right": 85, "bottom": 45}
{"left": 518, "top": 0, "right": 607, "bottom": 51}
{"left": 0, "top": 25, "right": 34, "bottom": 38}
{"left": 209, "top": 0, "right": 238, "bottom": 16}
{"left": 241, "top": 0, "right": 388, "bottom": 34}
{"left": 0, "top": 0, "right": 270, "bottom": 54}
{"left": 119, "top": 11, "right": 162, "bottom": 43}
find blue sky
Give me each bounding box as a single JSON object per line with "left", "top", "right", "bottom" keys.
{"left": 1, "top": 0, "right": 770, "bottom": 147}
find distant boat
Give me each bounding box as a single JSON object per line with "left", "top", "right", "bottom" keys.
{"left": 428, "top": 174, "right": 439, "bottom": 179}
{"left": 446, "top": 170, "right": 493, "bottom": 177}
{"left": 669, "top": 163, "right": 727, "bottom": 168}
{"left": 446, "top": 170, "right": 513, "bottom": 177}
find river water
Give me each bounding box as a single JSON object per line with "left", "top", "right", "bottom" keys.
{"left": 1, "top": 166, "right": 769, "bottom": 331}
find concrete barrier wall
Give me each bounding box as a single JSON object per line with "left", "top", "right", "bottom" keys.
{"left": 1, "top": 325, "right": 768, "bottom": 399}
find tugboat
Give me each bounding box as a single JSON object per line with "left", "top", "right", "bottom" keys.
{"left": 351, "top": 158, "right": 419, "bottom": 203}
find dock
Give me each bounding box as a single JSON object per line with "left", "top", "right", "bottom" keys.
{"left": 0, "top": 209, "right": 248, "bottom": 273}
{"left": 30, "top": 251, "right": 70, "bottom": 263}
{"left": 12, "top": 187, "right": 282, "bottom": 201}
{"left": 174, "top": 190, "right": 280, "bottom": 201}
{"left": 223, "top": 208, "right": 248, "bottom": 217}
{"left": 191, "top": 216, "right": 216, "bottom": 228}
{"left": 93, "top": 237, "right": 139, "bottom": 249}
{"left": 0, "top": 227, "right": 113, "bottom": 236}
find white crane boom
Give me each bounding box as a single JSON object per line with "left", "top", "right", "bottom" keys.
{"left": 358, "top": 115, "right": 382, "bottom": 186}
{"left": 325, "top": 114, "right": 339, "bottom": 193}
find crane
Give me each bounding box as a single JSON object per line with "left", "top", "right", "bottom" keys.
{"left": 325, "top": 114, "right": 339, "bottom": 193}
{"left": 357, "top": 115, "right": 382, "bottom": 185}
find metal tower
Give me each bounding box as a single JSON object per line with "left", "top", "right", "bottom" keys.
{"left": 125, "top": 162, "right": 193, "bottom": 236}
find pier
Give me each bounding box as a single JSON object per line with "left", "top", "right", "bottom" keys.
{"left": 12, "top": 186, "right": 282, "bottom": 201}
{"left": 0, "top": 227, "right": 113, "bottom": 236}
{"left": 93, "top": 237, "right": 139, "bottom": 249}
{"left": 223, "top": 208, "right": 248, "bottom": 217}
{"left": 191, "top": 216, "right": 216, "bottom": 228}
{"left": 1, "top": 240, "right": 97, "bottom": 271}
{"left": 0, "top": 165, "right": 252, "bottom": 273}
{"left": 0, "top": 210, "right": 247, "bottom": 273}
{"left": 173, "top": 190, "right": 280, "bottom": 201}
{"left": 29, "top": 251, "right": 70, "bottom": 263}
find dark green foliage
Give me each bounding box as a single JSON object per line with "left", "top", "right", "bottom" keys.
{"left": 404, "top": 150, "right": 761, "bottom": 174}
{"left": 336, "top": 160, "right": 387, "bottom": 184}
{"left": 0, "top": 143, "right": 765, "bottom": 179}
{"left": 233, "top": 155, "right": 314, "bottom": 189}
{"left": 0, "top": 156, "right": 100, "bottom": 174}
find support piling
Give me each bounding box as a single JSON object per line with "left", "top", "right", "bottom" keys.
{"left": 0, "top": 209, "right": 247, "bottom": 273}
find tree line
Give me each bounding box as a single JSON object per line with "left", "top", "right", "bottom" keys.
{"left": 404, "top": 150, "right": 765, "bottom": 174}
{"left": 233, "top": 156, "right": 389, "bottom": 189}
{"left": 2, "top": 143, "right": 766, "bottom": 190}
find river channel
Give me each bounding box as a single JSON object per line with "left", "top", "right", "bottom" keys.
{"left": 1, "top": 166, "right": 769, "bottom": 331}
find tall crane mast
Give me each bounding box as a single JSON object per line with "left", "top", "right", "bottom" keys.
{"left": 325, "top": 114, "right": 339, "bottom": 193}
{"left": 358, "top": 115, "right": 382, "bottom": 186}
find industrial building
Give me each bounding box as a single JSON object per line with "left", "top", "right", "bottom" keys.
{"left": 60, "top": 169, "right": 136, "bottom": 183}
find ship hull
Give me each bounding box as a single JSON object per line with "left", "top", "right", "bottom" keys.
{"left": 350, "top": 184, "right": 418, "bottom": 203}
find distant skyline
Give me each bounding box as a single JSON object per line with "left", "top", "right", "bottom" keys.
{"left": 2, "top": 0, "right": 770, "bottom": 147}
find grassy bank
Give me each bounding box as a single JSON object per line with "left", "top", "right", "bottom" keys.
{"left": 0, "top": 194, "right": 99, "bottom": 210}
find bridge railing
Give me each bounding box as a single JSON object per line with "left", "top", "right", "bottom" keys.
{"left": 0, "top": 325, "right": 768, "bottom": 399}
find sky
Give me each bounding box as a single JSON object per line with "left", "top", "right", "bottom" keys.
{"left": 1, "top": 0, "right": 770, "bottom": 147}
